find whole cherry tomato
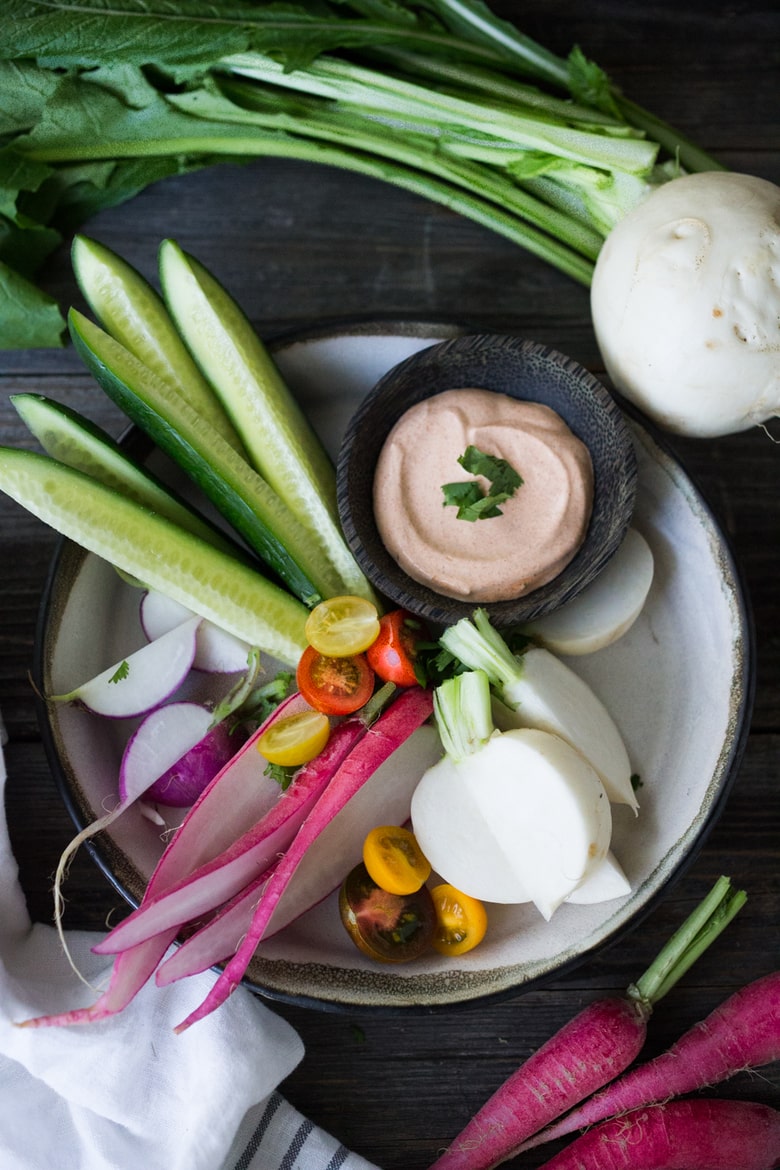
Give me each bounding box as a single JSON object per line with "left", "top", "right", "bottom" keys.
{"left": 366, "top": 610, "right": 425, "bottom": 687}
{"left": 296, "top": 644, "right": 374, "bottom": 715}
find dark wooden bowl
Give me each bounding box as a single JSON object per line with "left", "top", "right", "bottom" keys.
{"left": 336, "top": 334, "right": 638, "bottom": 628}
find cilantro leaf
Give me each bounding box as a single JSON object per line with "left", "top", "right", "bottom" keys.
{"left": 441, "top": 444, "right": 523, "bottom": 521}
{"left": 109, "top": 660, "right": 130, "bottom": 684}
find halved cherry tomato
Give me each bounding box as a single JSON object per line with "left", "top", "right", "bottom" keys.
{"left": 339, "top": 862, "right": 436, "bottom": 963}
{"left": 257, "top": 709, "right": 331, "bottom": 767}
{"left": 430, "top": 883, "right": 488, "bottom": 957}
{"left": 363, "top": 825, "right": 431, "bottom": 895}
{"left": 296, "top": 645, "right": 374, "bottom": 715}
{"left": 366, "top": 610, "right": 425, "bottom": 687}
{"left": 304, "top": 595, "right": 380, "bottom": 657}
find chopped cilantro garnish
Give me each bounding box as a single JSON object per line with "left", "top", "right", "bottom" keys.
{"left": 442, "top": 445, "right": 523, "bottom": 521}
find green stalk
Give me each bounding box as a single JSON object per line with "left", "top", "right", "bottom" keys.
{"left": 223, "top": 52, "right": 659, "bottom": 176}
{"left": 26, "top": 121, "right": 595, "bottom": 285}
{"left": 438, "top": 607, "right": 523, "bottom": 694}
{"left": 629, "top": 876, "right": 748, "bottom": 1008}
{"left": 188, "top": 80, "right": 603, "bottom": 258}
{"left": 433, "top": 669, "right": 495, "bottom": 761}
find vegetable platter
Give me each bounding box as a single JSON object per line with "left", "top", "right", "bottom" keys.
{"left": 1, "top": 1, "right": 778, "bottom": 1167}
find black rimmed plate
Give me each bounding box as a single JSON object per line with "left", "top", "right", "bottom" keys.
{"left": 34, "top": 322, "right": 753, "bottom": 1012}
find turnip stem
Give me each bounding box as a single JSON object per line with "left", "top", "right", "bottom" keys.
{"left": 629, "top": 876, "right": 747, "bottom": 1008}
{"left": 433, "top": 670, "right": 494, "bottom": 761}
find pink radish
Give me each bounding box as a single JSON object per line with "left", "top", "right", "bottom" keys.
{"left": 533, "top": 1098, "right": 780, "bottom": 1170}
{"left": 155, "top": 714, "right": 440, "bottom": 988}
{"left": 119, "top": 701, "right": 245, "bottom": 807}
{"left": 50, "top": 615, "right": 201, "bottom": 717}
{"left": 140, "top": 589, "right": 251, "bottom": 673}
{"left": 517, "top": 968, "right": 780, "bottom": 1152}
{"left": 172, "top": 686, "right": 435, "bottom": 1032}
{"left": 94, "top": 715, "right": 371, "bottom": 954}
{"left": 20, "top": 691, "right": 307, "bottom": 1028}
{"left": 427, "top": 877, "right": 746, "bottom": 1170}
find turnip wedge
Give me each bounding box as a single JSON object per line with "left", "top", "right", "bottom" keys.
{"left": 411, "top": 670, "right": 612, "bottom": 919}
{"left": 439, "top": 608, "right": 637, "bottom": 811}
{"left": 526, "top": 527, "right": 655, "bottom": 656}
{"left": 50, "top": 614, "right": 201, "bottom": 718}
{"left": 120, "top": 701, "right": 246, "bottom": 808}
{"left": 94, "top": 713, "right": 373, "bottom": 956}
{"left": 20, "top": 691, "right": 308, "bottom": 1028}
{"left": 170, "top": 685, "right": 435, "bottom": 1032}
{"left": 140, "top": 589, "right": 251, "bottom": 674}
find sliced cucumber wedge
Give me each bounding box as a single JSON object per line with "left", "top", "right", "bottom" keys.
{"left": 0, "top": 447, "right": 309, "bottom": 666}
{"left": 158, "top": 239, "right": 375, "bottom": 601}
{"left": 70, "top": 309, "right": 343, "bottom": 607}
{"left": 11, "top": 393, "right": 241, "bottom": 559}
{"left": 71, "top": 235, "right": 246, "bottom": 456}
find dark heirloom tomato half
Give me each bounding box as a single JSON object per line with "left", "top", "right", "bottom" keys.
{"left": 339, "top": 862, "right": 436, "bottom": 963}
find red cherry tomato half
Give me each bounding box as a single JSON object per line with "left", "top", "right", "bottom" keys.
{"left": 296, "top": 645, "right": 375, "bottom": 716}
{"left": 366, "top": 610, "right": 425, "bottom": 687}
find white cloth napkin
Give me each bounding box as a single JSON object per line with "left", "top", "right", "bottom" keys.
{"left": 0, "top": 715, "right": 379, "bottom": 1170}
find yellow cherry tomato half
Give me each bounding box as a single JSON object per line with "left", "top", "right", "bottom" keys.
{"left": 257, "top": 709, "right": 331, "bottom": 767}
{"left": 305, "top": 595, "right": 380, "bottom": 657}
{"left": 430, "top": 883, "right": 488, "bottom": 957}
{"left": 362, "top": 825, "right": 432, "bottom": 896}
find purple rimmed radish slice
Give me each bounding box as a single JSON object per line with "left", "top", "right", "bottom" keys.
{"left": 20, "top": 691, "right": 308, "bottom": 1028}
{"left": 95, "top": 714, "right": 372, "bottom": 955}
{"left": 120, "top": 701, "right": 246, "bottom": 808}
{"left": 171, "top": 686, "right": 436, "bottom": 1030}
{"left": 50, "top": 614, "right": 201, "bottom": 717}
{"left": 140, "top": 589, "right": 251, "bottom": 674}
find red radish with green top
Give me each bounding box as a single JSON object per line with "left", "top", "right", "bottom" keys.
{"left": 427, "top": 876, "right": 746, "bottom": 1170}
{"left": 517, "top": 968, "right": 780, "bottom": 1153}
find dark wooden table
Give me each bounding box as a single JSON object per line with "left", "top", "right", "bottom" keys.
{"left": 2, "top": 3, "right": 778, "bottom": 1166}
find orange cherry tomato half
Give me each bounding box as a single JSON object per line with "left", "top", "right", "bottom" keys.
{"left": 296, "top": 645, "right": 375, "bottom": 716}
{"left": 366, "top": 610, "right": 425, "bottom": 687}
{"left": 363, "top": 825, "right": 431, "bottom": 895}
{"left": 430, "top": 883, "right": 488, "bottom": 957}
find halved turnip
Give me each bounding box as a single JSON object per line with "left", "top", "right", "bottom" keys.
{"left": 412, "top": 720, "right": 612, "bottom": 919}
{"left": 140, "top": 589, "right": 251, "bottom": 673}
{"left": 527, "top": 528, "right": 654, "bottom": 656}
{"left": 119, "top": 701, "right": 245, "bottom": 808}
{"left": 441, "top": 610, "right": 637, "bottom": 811}
{"left": 50, "top": 614, "right": 201, "bottom": 717}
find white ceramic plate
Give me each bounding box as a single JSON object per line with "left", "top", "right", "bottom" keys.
{"left": 35, "top": 323, "right": 753, "bottom": 1011}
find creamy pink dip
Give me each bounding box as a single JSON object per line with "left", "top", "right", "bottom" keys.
{"left": 373, "top": 388, "right": 594, "bottom": 602}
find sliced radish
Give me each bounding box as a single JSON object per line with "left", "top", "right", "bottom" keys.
{"left": 140, "top": 589, "right": 251, "bottom": 673}
{"left": 170, "top": 687, "right": 436, "bottom": 1030}
{"left": 24, "top": 691, "right": 308, "bottom": 1029}
{"left": 51, "top": 615, "right": 201, "bottom": 717}
{"left": 492, "top": 646, "right": 638, "bottom": 812}
{"left": 411, "top": 727, "right": 612, "bottom": 920}
{"left": 95, "top": 715, "right": 370, "bottom": 954}
{"left": 528, "top": 528, "right": 654, "bottom": 656}
{"left": 119, "top": 702, "right": 245, "bottom": 808}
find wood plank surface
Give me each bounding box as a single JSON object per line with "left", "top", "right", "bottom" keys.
{"left": 1, "top": 3, "right": 778, "bottom": 1167}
